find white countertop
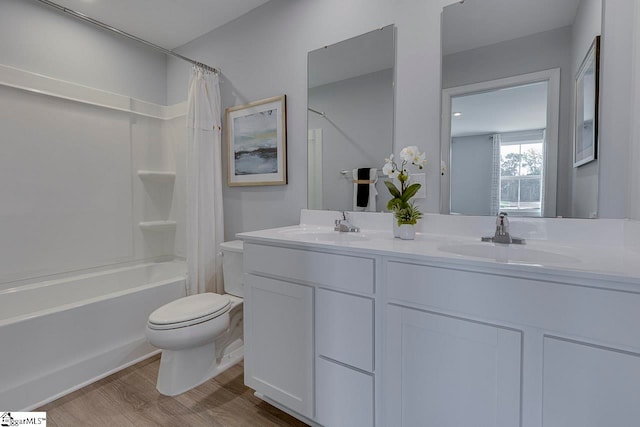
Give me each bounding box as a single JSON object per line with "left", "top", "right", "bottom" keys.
{"left": 238, "top": 211, "right": 640, "bottom": 289}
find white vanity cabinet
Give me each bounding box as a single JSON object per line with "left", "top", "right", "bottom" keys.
{"left": 384, "top": 257, "right": 640, "bottom": 427}
{"left": 242, "top": 230, "right": 640, "bottom": 427}
{"left": 243, "top": 242, "right": 378, "bottom": 426}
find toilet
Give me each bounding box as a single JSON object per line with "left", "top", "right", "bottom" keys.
{"left": 145, "top": 240, "right": 244, "bottom": 396}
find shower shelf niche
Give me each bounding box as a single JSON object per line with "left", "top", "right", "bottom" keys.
{"left": 137, "top": 170, "right": 176, "bottom": 182}
{"left": 139, "top": 220, "right": 177, "bottom": 231}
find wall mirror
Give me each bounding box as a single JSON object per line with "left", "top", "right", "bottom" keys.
{"left": 307, "top": 25, "right": 395, "bottom": 212}
{"left": 441, "top": 0, "right": 602, "bottom": 218}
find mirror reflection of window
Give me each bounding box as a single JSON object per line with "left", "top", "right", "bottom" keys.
{"left": 449, "top": 82, "right": 548, "bottom": 217}
{"left": 441, "top": 0, "right": 602, "bottom": 218}
{"left": 498, "top": 133, "right": 545, "bottom": 216}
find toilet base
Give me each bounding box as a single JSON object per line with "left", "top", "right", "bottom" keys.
{"left": 152, "top": 297, "right": 244, "bottom": 396}
{"left": 156, "top": 340, "right": 244, "bottom": 396}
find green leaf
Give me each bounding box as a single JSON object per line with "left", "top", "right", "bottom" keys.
{"left": 384, "top": 180, "right": 401, "bottom": 198}
{"left": 387, "top": 198, "right": 406, "bottom": 211}
{"left": 401, "top": 183, "right": 421, "bottom": 202}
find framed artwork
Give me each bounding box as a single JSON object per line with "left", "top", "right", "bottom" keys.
{"left": 226, "top": 95, "right": 287, "bottom": 186}
{"left": 574, "top": 36, "right": 600, "bottom": 167}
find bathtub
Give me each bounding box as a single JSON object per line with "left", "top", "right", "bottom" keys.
{"left": 0, "top": 261, "right": 187, "bottom": 410}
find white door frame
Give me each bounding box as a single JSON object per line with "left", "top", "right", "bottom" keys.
{"left": 440, "top": 68, "right": 561, "bottom": 217}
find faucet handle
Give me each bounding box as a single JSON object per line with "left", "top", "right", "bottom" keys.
{"left": 497, "top": 211, "right": 509, "bottom": 226}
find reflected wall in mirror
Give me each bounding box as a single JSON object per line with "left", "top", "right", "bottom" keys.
{"left": 307, "top": 25, "right": 395, "bottom": 212}
{"left": 441, "top": 0, "right": 602, "bottom": 218}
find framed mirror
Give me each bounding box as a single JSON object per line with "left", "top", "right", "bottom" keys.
{"left": 307, "top": 25, "right": 396, "bottom": 212}
{"left": 441, "top": 0, "right": 602, "bottom": 218}
{"left": 574, "top": 36, "right": 600, "bottom": 167}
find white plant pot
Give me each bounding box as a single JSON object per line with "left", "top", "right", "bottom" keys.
{"left": 398, "top": 224, "right": 416, "bottom": 240}
{"left": 393, "top": 218, "right": 401, "bottom": 238}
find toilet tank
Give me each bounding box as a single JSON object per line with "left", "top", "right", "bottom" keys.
{"left": 220, "top": 240, "right": 244, "bottom": 297}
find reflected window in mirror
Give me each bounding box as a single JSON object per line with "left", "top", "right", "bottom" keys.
{"left": 440, "top": 0, "right": 602, "bottom": 218}
{"left": 307, "top": 25, "right": 396, "bottom": 212}
{"left": 449, "top": 82, "right": 549, "bottom": 217}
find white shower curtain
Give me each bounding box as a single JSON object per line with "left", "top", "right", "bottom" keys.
{"left": 186, "top": 67, "right": 224, "bottom": 295}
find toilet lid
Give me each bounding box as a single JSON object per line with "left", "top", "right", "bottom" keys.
{"left": 148, "top": 293, "right": 231, "bottom": 326}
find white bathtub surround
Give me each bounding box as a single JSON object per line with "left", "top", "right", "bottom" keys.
{"left": 239, "top": 210, "right": 640, "bottom": 426}
{"left": 0, "top": 261, "right": 187, "bottom": 411}
{"left": 0, "top": 64, "right": 187, "bottom": 287}
{"left": 186, "top": 67, "right": 224, "bottom": 295}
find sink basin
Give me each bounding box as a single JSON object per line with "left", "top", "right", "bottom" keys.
{"left": 279, "top": 228, "right": 369, "bottom": 242}
{"left": 438, "top": 243, "right": 580, "bottom": 265}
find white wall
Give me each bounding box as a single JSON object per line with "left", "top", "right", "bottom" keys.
{"left": 571, "top": 0, "right": 602, "bottom": 218}
{"left": 598, "top": 0, "right": 634, "bottom": 218}
{"left": 308, "top": 69, "right": 394, "bottom": 212}
{"left": 443, "top": 27, "right": 575, "bottom": 217}
{"left": 0, "top": 0, "right": 167, "bottom": 104}
{"left": 167, "top": 0, "right": 454, "bottom": 239}
{"left": 442, "top": 27, "right": 572, "bottom": 90}
{"left": 450, "top": 135, "right": 494, "bottom": 215}
{"left": 629, "top": 0, "right": 640, "bottom": 221}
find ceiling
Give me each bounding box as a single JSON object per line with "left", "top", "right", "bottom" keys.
{"left": 47, "top": 0, "right": 271, "bottom": 49}
{"left": 451, "top": 81, "right": 548, "bottom": 137}
{"left": 442, "top": 0, "right": 582, "bottom": 56}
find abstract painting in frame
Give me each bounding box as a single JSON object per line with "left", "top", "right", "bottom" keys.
{"left": 226, "top": 95, "right": 287, "bottom": 186}
{"left": 574, "top": 36, "right": 600, "bottom": 167}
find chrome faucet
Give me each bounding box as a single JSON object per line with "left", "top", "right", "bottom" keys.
{"left": 334, "top": 211, "right": 360, "bottom": 232}
{"left": 481, "top": 212, "right": 525, "bottom": 244}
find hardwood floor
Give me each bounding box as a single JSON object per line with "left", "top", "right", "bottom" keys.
{"left": 38, "top": 355, "right": 308, "bottom": 427}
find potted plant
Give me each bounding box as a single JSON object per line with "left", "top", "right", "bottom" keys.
{"left": 382, "top": 146, "right": 426, "bottom": 239}
{"left": 395, "top": 201, "right": 423, "bottom": 239}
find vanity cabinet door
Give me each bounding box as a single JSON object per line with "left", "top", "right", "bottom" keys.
{"left": 384, "top": 304, "right": 521, "bottom": 427}
{"left": 244, "top": 274, "right": 314, "bottom": 419}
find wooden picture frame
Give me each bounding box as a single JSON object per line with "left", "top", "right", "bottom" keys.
{"left": 573, "top": 36, "right": 600, "bottom": 167}
{"left": 226, "top": 95, "right": 287, "bottom": 186}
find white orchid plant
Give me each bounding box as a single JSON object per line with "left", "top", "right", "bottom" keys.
{"left": 383, "top": 146, "right": 426, "bottom": 225}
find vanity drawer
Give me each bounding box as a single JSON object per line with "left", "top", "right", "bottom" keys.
{"left": 316, "top": 357, "right": 374, "bottom": 427}
{"left": 244, "top": 243, "right": 375, "bottom": 295}
{"left": 386, "top": 260, "right": 640, "bottom": 351}
{"left": 317, "top": 288, "right": 374, "bottom": 372}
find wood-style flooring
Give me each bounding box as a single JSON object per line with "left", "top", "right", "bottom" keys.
{"left": 38, "top": 355, "right": 308, "bottom": 427}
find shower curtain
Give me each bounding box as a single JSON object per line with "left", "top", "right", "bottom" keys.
{"left": 186, "top": 67, "right": 224, "bottom": 295}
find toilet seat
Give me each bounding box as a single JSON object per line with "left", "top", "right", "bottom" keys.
{"left": 148, "top": 293, "right": 231, "bottom": 330}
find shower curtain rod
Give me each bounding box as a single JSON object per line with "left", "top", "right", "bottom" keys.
{"left": 308, "top": 107, "right": 326, "bottom": 117}
{"left": 34, "top": 0, "right": 220, "bottom": 74}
